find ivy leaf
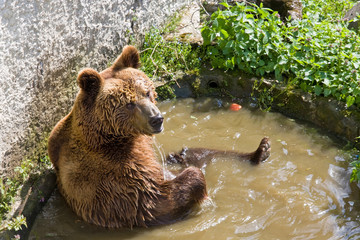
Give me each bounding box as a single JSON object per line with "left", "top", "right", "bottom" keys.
{"left": 263, "top": 31, "right": 269, "bottom": 44}
{"left": 201, "top": 27, "right": 211, "bottom": 45}
{"left": 220, "top": 29, "right": 229, "bottom": 39}
{"left": 275, "top": 68, "right": 282, "bottom": 80}
{"left": 324, "top": 88, "right": 331, "bottom": 97}
{"left": 314, "top": 85, "right": 322, "bottom": 96}
{"left": 267, "top": 61, "right": 275, "bottom": 70}
{"left": 220, "top": 2, "right": 230, "bottom": 8}
{"left": 245, "top": 28, "right": 254, "bottom": 34}
{"left": 209, "top": 47, "right": 219, "bottom": 55}
{"left": 257, "top": 7, "right": 269, "bottom": 18}
{"left": 300, "top": 82, "right": 308, "bottom": 92}
{"left": 214, "top": 18, "right": 226, "bottom": 30}
{"left": 278, "top": 57, "right": 287, "bottom": 65}
{"left": 346, "top": 95, "right": 355, "bottom": 107}
{"left": 213, "top": 19, "right": 219, "bottom": 28}
{"left": 225, "top": 40, "right": 235, "bottom": 48}
{"left": 225, "top": 58, "right": 235, "bottom": 69}
{"left": 210, "top": 32, "right": 217, "bottom": 42}
{"left": 354, "top": 61, "right": 359, "bottom": 69}
{"left": 323, "top": 78, "right": 330, "bottom": 86}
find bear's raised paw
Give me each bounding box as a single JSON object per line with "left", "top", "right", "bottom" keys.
{"left": 250, "top": 137, "right": 271, "bottom": 165}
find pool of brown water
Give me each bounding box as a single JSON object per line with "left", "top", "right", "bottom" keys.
{"left": 29, "top": 98, "right": 360, "bottom": 240}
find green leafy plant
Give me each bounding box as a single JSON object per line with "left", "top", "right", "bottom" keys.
{"left": 6, "top": 215, "right": 27, "bottom": 231}
{"left": 351, "top": 137, "right": 360, "bottom": 184}
{"left": 0, "top": 176, "right": 27, "bottom": 232}
{"left": 0, "top": 154, "right": 51, "bottom": 232}
{"left": 302, "top": 0, "right": 354, "bottom": 21}
{"left": 251, "top": 78, "right": 275, "bottom": 111}
{"left": 201, "top": 1, "right": 360, "bottom": 108}
{"left": 140, "top": 28, "right": 202, "bottom": 81}
{"left": 139, "top": 28, "right": 203, "bottom": 100}
{"left": 0, "top": 159, "right": 34, "bottom": 224}
{"left": 351, "top": 158, "right": 360, "bottom": 183}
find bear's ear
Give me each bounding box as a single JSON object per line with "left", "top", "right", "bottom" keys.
{"left": 77, "top": 68, "right": 103, "bottom": 94}
{"left": 112, "top": 45, "right": 140, "bottom": 71}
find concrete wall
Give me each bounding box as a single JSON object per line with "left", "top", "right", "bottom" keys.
{"left": 0, "top": 0, "right": 189, "bottom": 178}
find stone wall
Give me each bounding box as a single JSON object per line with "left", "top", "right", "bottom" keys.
{"left": 0, "top": 0, "right": 190, "bottom": 178}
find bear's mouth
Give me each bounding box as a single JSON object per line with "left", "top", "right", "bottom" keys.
{"left": 149, "top": 114, "right": 164, "bottom": 134}
{"left": 152, "top": 126, "right": 164, "bottom": 134}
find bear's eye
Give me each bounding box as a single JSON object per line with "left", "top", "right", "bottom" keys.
{"left": 126, "top": 102, "right": 136, "bottom": 110}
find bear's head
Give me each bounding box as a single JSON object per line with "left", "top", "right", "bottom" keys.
{"left": 75, "top": 46, "right": 164, "bottom": 139}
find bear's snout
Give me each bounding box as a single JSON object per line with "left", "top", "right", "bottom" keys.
{"left": 149, "top": 114, "right": 164, "bottom": 133}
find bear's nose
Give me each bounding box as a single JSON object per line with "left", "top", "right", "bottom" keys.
{"left": 149, "top": 114, "right": 164, "bottom": 133}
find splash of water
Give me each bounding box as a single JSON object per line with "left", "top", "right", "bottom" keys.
{"left": 153, "top": 136, "right": 169, "bottom": 180}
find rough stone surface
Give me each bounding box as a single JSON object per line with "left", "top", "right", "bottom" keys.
{"left": 0, "top": 0, "right": 188, "bottom": 178}
{"left": 258, "top": 0, "right": 302, "bottom": 20}
{"left": 345, "top": 2, "right": 360, "bottom": 30}
{"left": 202, "top": 0, "right": 302, "bottom": 20}
{"left": 164, "top": 2, "right": 203, "bottom": 44}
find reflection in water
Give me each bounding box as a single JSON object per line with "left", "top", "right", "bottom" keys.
{"left": 29, "top": 98, "right": 360, "bottom": 240}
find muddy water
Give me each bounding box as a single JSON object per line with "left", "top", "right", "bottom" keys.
{"left": 29, "top": 98, "right": 360, "bottom": 240}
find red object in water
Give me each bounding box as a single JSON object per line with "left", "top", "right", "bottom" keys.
{"left": 230, "top": 103, "right": 242, "bottom": 111}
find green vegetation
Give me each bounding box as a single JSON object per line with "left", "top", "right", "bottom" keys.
{"left": 140, "top": 28, "right": 202, "bottom": 100}
{"left": 201, "top": 1, "right": 360, "bottom": 108}
{"left": 350, "top": 156, "right": 360, "bottom": 183}
{"left": 199, "top": 0, "right": 360, "bottom": 184}
{"left": 139, "top": 1, "right": 360, "bottom": 183}
{"left": 138, "top": 10, "right": 203, "bottom": 99}
{"left": 251, "top": 78, "right": 275, "bottom": 111}
{"left": 140, "top": 28, "right": 202, "bottom": 81}
{"left": 351, "top": 138, "right": 360, "bottom": 183}
{"left": 302, "top": 0, "right": 354, "bottom": 21}
{"left": 0, "top": 137, "right": 52, "bottom": 233}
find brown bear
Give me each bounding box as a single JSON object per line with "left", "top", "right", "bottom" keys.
{"left": 48, "top": 45, "right": 271, "bottom": 228}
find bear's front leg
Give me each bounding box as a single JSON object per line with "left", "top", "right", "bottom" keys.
{"left": 147, "top": 166, "right": 207, "bottom": 226}
{"left": 167, "top": 137, "right": 271, "bottom": 168}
